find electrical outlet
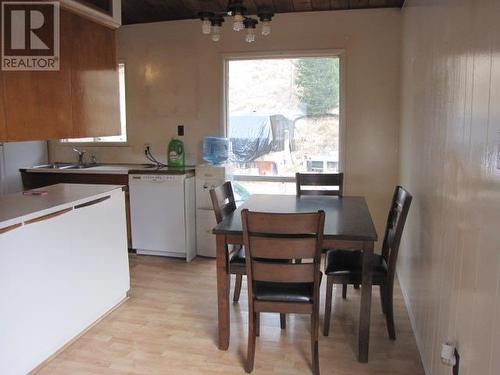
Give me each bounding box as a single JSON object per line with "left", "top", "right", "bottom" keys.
{"left": 143, "top": 143, "right": 151, "bottom": 153}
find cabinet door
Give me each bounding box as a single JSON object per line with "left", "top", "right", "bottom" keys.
{"left": 0, "top": 70, "right": 6, "bottom": 141}
{"left": 2, "top": 11, "right": 73, "bottom": 141}
{"left": 70, "top": 12, "right": 120, "bottom": 138}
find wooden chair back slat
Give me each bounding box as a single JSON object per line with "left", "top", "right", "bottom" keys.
{"left": 253, "top": 262, "right": 316, "bottom": 283}
{"left": 209, "top": 181, "right": 237, "bottom": 224}
{"left": 245, "top": 211, "right": 321, "bottom": 234}
{"left": 381, "top": 186, "right": 413, "bottom": 281}
{"left": 296, "top": 172, "right": 344, "bottom": 196}
{"left": 249, "top": 237, "right": 317, "bottom": 259}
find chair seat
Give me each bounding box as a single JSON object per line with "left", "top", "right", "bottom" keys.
{"left": 325, "top": 249, "right": 388, "bottom": 280}
{"left": 229, "top": 246, "right": 246, "bottom": 274}
{"left": 254, "top": 281, "right": 314, "bottom": 303}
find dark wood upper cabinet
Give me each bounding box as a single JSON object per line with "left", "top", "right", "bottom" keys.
{"left": 2, "top": 12, "right": 73, "bottom": 141}
{"left": 0, "top": 9, "right": 119, "bottom": 142}
{"left": 69, "top": 12, "right": 120, "bottom": 138}
{"left": 0, "top": 70, "right": 7, "bottom": 141}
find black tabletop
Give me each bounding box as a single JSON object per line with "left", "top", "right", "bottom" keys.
{"left": 213, "top": 194, "right": 378, "bottom": 241}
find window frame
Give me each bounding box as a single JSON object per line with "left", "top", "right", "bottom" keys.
{"left": 222, "top": 50, "right": 346, "bottom": 183}
{"left": 58, "top": 60, "right": 128, "bottom": 147}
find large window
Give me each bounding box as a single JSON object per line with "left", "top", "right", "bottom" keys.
{"left": 60, "top": 62, "right": 127, "bottom": 144}
{"left": 225, "top": 55, "right": 341, "bottom": 196}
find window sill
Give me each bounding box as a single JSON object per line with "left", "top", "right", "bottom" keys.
{"left": 232, "top": 175, "right": 296, "bottom": 183}
{"left": 58, "top": 141, "right": 130, "bottom": 148}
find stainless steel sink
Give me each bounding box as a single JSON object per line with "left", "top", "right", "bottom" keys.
{"left": 32, "top": 163, "right": 98, "bottom": 170}
{"left": 67, "top": 164, "right": 97, "bottom": 169}
{"left": 33, "top": 163, "right": 77, "bottom": 170}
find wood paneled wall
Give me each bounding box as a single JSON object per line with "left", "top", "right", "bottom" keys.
{"left": 399, "top": 1, "right": 500, "bottom": 375}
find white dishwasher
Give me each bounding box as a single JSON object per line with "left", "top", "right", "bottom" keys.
{"left": 129, "top": 173, "right": 196, "bottom": 262}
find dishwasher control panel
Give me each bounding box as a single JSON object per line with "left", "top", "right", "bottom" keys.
{"left": 129, "top": 174, "right": 181, "bottom": 182}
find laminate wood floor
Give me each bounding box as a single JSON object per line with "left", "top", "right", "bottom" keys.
{"left": 37, "top": 255, "right": 425, "bottom": 375}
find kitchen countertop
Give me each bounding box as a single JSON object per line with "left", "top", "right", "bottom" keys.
{"left": 20, "top": 163, "right": 196, "bottom": 176}
{"left": 0, "top": 183, "right": 125, "bottom": 228}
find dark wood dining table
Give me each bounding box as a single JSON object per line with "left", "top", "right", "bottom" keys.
{"left": 212, "top": 194, "right": 378, "bottom": 363}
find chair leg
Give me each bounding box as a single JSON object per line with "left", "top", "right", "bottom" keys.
{"left": 280, "top": 313, "right": 286, "bottom": 330}
{"left": 385, "top": 285, "right": 396, "bottom": 340}
{"left": 233, "top": 274, "right": 243, "bottom": 303}
{"left": 323, "top": 278, "right": 333, "bottom": 336}
{"left": 311, "top": 313, "right": 320, "bottom": 375}
{"left": 342, "top": 284, "right": 347, "bottom": 299}
{"left": 246, "top": 311, "right": 257, "bottom": 373}
{"left": 353, "top": 284, "right": 360, "bottom": 290}
{"left": 380, "top": 285, "right": 387, "bottom": 315}
{"left": 255, "top": 313, "right": 260, "bottom": 337}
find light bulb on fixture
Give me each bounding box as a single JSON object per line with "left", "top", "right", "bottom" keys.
{"left": 243, "top": 18, "right": 258, "bottom": 43}
{"left": 202, "top": 19, "right": 211, "bottom": 34}
{"left": 233, "top": 14, "right": 244, "bottom": 31}
{"left": 245, "top": 28, "right": 255, "bottom": 43}
{"left": 212, "top": 26, "right": 221, "bottom": 41}
{"left": 228, "top": 1, "right": 247, "bottom": 32}
{"left": 261, "top": 21, "right": 271, "bottom": 36}
{"left": 258, "top": 12, "right": 274, "bottom": 36}
{"left": 199, "top": 12, "right": 215, "bottom": 35}
{"left": 210, "top": 15, "right": 224, "bottom": 42}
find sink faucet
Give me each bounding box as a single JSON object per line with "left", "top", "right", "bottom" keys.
{"left": 73, "top": 148, "right": 86, "bottom": 166}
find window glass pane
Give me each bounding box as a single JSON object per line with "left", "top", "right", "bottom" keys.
{"left": 226, "top": 56, "right": 340, "bottom": 194}
{"left": 60, "top": 63, "right": 127, "bottom": 143}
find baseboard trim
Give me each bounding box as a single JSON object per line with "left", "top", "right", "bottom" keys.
{"left": 398, "top": 274, "right": 431, "bottom": 375}
{"left": 29, "top": 294, "right": 130, "bottom": 374}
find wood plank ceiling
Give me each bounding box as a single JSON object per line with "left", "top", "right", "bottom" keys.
{"left": 122, "top": 0, "right": 405, "bottom": 25}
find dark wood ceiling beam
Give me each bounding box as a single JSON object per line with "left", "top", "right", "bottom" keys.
{"left": 242, "top": 0, "right": 258, "bottom": 15}
{"left": 347, "top": 0, "right": 370, "bottom": 8}
{"left": 311, "top": 0, "right": 333, "bottom": 11}
{"left": 292, "top": 0, "right": 312, "bottom": 12}
{"left": 252, "top": 0, "right": 278, "bottom": 14}
{"left": 272, "top": 0, "right": 294, "bottom": 13}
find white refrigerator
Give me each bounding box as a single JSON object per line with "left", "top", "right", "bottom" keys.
{"left": 0, "top": 141, "right": 48, "bottom": 197}
{"left": 195, "top": 164, "right": 231, "bottom": 258}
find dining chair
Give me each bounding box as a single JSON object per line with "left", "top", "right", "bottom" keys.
{"left": 322, "top": 186, "right": 412, "bottom": 340}
{"left": 210, "top": 182, "right": 288, "bottom": 329}
{"left": 209, "top": 181, "right": 245, "bottom": 302}
{"left": 295, "top": 172, "right": 344, "bottom": 196}
{"left": 241, "top": 209, "right": 325, "bottom": 374}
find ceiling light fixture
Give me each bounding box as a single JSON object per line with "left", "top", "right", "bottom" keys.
{"left": 243, "top": 18, "right": 257, "bottom": 43}
{"left": 198, "top": 1, "right": 274, "bottom": 43}
{"left": 210, "top": 15, "right": 225, "bottom": 42}
{"left": 199, "top": 12, "right": 214, "bottom": 35}
{"left": 258, "top": 12, "right": 273, "bottom": 36}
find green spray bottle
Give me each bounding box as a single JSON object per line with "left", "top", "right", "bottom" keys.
{"left": 167, "top": 138, "right": 185, "bottom": 168}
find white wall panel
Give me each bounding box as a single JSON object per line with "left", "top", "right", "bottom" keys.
{"left": 399, "top": 1, "right": 500, "bottom": 374}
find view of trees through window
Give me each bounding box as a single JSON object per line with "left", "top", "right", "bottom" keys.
{"left": 226, "top": 56, "right": 340, "bottom": 196}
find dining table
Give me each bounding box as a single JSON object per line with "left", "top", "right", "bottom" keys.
{"left": 212, "top": 194, "right": 378, "bottom": 363}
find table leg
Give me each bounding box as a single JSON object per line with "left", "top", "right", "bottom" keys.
{"left": 216, "top": 234, "right": 230, "bottom": 350}
{"left": 358, "top": 240, "right": 374, "bottom": 363}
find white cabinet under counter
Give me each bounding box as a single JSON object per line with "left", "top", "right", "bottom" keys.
{"left": 0, "top": 184, "right": 130, "bottom": 375}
